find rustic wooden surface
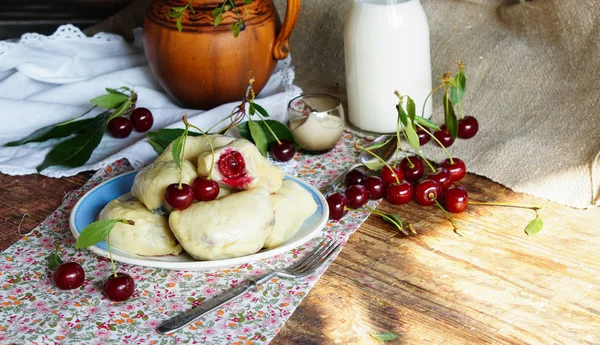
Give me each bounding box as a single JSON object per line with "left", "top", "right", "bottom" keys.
{"left": 0, "top": 171, "right": 599, "bottom": 344}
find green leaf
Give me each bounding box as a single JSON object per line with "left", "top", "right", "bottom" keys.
{"left": 369, "top": 332, "right": 398, "bottom": 342}
{"left": 36, "top": 112, "right": 109, "bottom": 172}
{"left": 90, "top": 93, "right": 128, "bottom": 109}
{"left": 446, "top": 76, "right": 459, "bottom": 88}
{"left": 251, "top": 102, "right": 270, "bottom": 118}
{"left": 232, "top": 23, "right": 240, "bottom": 38}
{"left": 75, "top": 219, "right": 121, "bottom": 249}
{"left": 248, "top": 120, "right": 268, "bottom": 156}
{"left": 47, "top": 243, "right": 63, "bottom": 270}
{"left": 147, "top": 139, "right": 166, "bottom": 155}
{"left": 214, "top": 14, "right": 223, "bottom": 26}
{"left": 237, "top": 120, "right": 300, "bottom": 149}
{"left": 4, "top": 114, "right": 102, "bottom": 146}
{"left": 168, "top": 9, "right": 181, "bottom": 18}
{"left": 365, "top": 136, "right": 394, "bottom": 151}
{"left": 406, "top": 96, "right": 416, "bottom": 123}
{"left": 443, "top": 93, "right": 458, "bottom": 140}
{"left": 414, "top": 116, "right": 440, "bottom": 131}
{"left": 171, "top": 6, "right": 186, "bottom": 12}
{"left": 450, "top": 70, "right": 467, "bottom": 105}
{"left": 105, "top": 88, "right": 126, "bottom": 95}
{"left": 146, "top": 129, "right": 202, "bottom": 154}
{"left": 108, "top": 99, "right": 132, "bottom": 121}
{"left": 211, "top": 7, "right": 222, "bottom": 17}
{"left": 381, "top": 214, "right": 409, "bottom": 236}
{"left": 397, "top": 102, "right": 408, "bottom": 127}
{"left": 243, "top": 0, "right": 253, "bottom": 4}
{"left": 249, "top": 102, "right": 256, "bottom": 116}
{"left": 404, "top": 123, "right": 420, "bottom": 152}
{"left": 176, "top": 19, "right": 183, "bottom": 32}
{"left": 524, "top": 216, "right": 543, "bottom": 236}
{"left": 171, "top": 134, "right": 185, "bottom": 170}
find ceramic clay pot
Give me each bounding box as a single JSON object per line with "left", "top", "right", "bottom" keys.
{"left": 144, "top": 0, "right": 300, "bottom": 109}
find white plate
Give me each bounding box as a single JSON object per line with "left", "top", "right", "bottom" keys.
{"left": 69, "top": 171, "right": 329, "bottom": 271}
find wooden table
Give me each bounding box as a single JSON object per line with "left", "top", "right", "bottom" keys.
{"left": 1, "top": 171, "right": 599, "bottom": 344}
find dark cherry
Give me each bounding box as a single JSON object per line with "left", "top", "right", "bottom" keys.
{"left": 326, "top": 193, "right": 349, "bottom": 221}
{"left": 385, "top": 181, "right": 413, "bottom": 205}
{"left": 107, "top": 117, "right": 132, "bottom": 138}
{"left": 457, "top": 116, "right": 479, "bottom": 139}
{"left": 427, "top": 167, "right": 452, "bottom": 190}
{"left": 445, "top": 186, "right": 469, "bottom": 213}
{"left": 414, "top": 179, "right": 442, "bottom": 206}
{"left": 103, "top": 272, "right": 135, "bottom": 302}
{"left": 270, "top": 140, "right": 295, "bottom": 162}
{"left": 399, "top": 156, "right": 424, "bottom": 182}
{"left": 192, "top": 177, "right": 219, "bottom": 202}
{"left": 218, "top": 150, "right": 246, "bottom": 178}
{"left": 380, "top": 165, "right": 404, "bottom": 186}
{"left": 164, "top": 183, "right": 194, "bottom": 210}
{"left": 130, "top": 107, "right": 154, "bottom": 132}
{"left": 434, "top": 128, "right": 455, "bottom": 148}
{"left": 53, "top": 262, "right": 85, "bottom": 290}
{"left": 417, "top": 127, "right": 431, "bottom": 145}
{"left": 363, "top": 176, "right": 385, "bottom": 199}
{"left": 345, "top": 169, "right": 367, "bottom": 186}
{"left": 440, "top": 158, "right": 467, "bottom": 182}
{"left": 345, "top": 185, "right": 370, "bottom": 209}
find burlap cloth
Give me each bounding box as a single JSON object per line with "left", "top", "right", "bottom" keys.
{"left": 88, "top": 0, "right": 600, "bottom": 208}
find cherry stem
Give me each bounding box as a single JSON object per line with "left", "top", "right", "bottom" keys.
{"left": 107, "top": 233, "right": 117, "bottom": 278}
{"left": 177, "top": 115, "right": 191, "bottom": 189}
{"left": 393, "top": 92, "right": 413, "bottom": 168}
{"left": 185, "top": 120, "right": 216, "bottom": 178}
{"left": 347, "top": 205, "right": 413, "bottom": 236}
{"left": 431, "top": 194, "right": 465, "bottom": 236}
{"left": 416, "top": 123, "right": 454, "bottom": 165}
{"left": 421, "top": 83, "right": 445, "bottom": 118}
{"left": 205, "top": 78, "right": 255, "bottom": 134}
{"left": 358, "top": 143, "right": 400, "bottom": 185}
{"left": 254, "top": 112, "right": 281, "bottom": 145}
{"left": 469, "top": 201, "right": 542, "bottom": 211}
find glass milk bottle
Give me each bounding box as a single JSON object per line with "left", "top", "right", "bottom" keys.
{"left": 344, "top": 0, "right": 432, "bottom": 134}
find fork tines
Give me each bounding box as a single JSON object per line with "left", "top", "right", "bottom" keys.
{"left": 289, "top": 238, "right": 341, "bottom": 275}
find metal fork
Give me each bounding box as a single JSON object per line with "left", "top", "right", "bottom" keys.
{"left": 156, "top": 238, "right": 342, "bottom": 334}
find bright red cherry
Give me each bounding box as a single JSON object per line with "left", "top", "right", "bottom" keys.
{"left": 434, "top": 129, "right": 455, "bottom": 148}
{"left": 363, "top": 176, "right": 385, "bottom": 199}
{"left": 414, "top": 179, "right": 441, "bottom": 206}
{"left": 457, "top": 116, "right": 479, "bottom": 139}
{"left": 107, "top": 117, "right": 132, "bottom": 138}
{"left": 164, "top": 183, "right": 194, "bottom": 210}
{"left": 399, "top": 156, "right": 424, "bottom": 182}
{"left": 53, "top": 262, "right": 85, "bottom": 290}
{"left": 270, "top": 140, "right": 295, "bottom": 162}
{"left": 445, "top": 186, "right": 469, "bottom": 213}
{"left": 440, "top": 158, "right": 467, "bottom": 182}
{"left": 192, "top": 177, "right": 219, "bottom": 202}
{"left": 103, "top": 272, "right": 135, "bottom": 302}
{"left": 345, "top": 169, "right": 367, "bottom": 186}
{"left": 427, "top": 168, "right": 452, "bottom": 190}
{"left": 385, "top": 181, "right": 413, "bottom": 205}
{"left": 130, "top": 107, "right": 154, "bottom": 132}
{"left": 345, "top": 185, "right": 369, "bottom": 209}
{"left": 380, "top": 165, "right": 404, "bottom": 186}
{"left": 326, "top": 193, "right": 349, "bottom": 221}
{"left": 417, "top": 127, "right": 431, "bottom": 145}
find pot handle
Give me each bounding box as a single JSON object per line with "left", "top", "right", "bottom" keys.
{"left": 273, "top": 0, "right": 301, "bottom": 60}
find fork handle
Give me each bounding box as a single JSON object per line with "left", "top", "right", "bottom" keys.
{"left": 156, "top": 280, "right": 257, "bottom": 334}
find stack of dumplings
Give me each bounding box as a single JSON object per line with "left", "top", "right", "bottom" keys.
{"left": 99, "top": 135, "right": 318, "bottom": 260}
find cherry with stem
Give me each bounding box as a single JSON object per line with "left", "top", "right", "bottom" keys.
{"left": 433, "top": 196, "right": 465, "bottom": 236}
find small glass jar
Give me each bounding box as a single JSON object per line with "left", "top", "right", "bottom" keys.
{"left": 288, "top": 94, "right": 345, "bottom": 154}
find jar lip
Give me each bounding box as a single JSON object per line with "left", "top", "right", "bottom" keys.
{"left": 288, "top": 93, "right": 342, "bottom": 113}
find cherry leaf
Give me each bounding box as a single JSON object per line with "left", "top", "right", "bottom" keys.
{"left": 248, "top": 120, "right": 268, "bottom": 156}
{"left": 406, "top": 96, "right": 416, "bottom": 123}
{"left": 397, "top": 101, "right": 408, "bottom": 127}
{"left": 214, "top": 14, "right": 223, "bottom": 26}
{"left": 171, "top": 134, "right": 185, "bottom": 170}
{"left": 450, "top": 70, "right": 467, "bottom": 105}
{"left": 381, "top": 214, "right": 409, "bottom": 236}
{"left": 47, "top": 243, "right": 63, "bottom": 270}
{"left": 90, "top": 93, "right": 128, "bottom": 109}
{"left": 369, "top": 332, "right": 398, "bottom": 342}
{"left": 176, "top": 19, "right": 183, "bottom": 32}
{"left": 414, "top": 116, "right": 440, "bottom": 131}
{"left": 237, "top": 120, "right": 300, "bottom": 149}
{"left": 524, "top": 216, "right": 544, "bottom": 236}
{"left": 75, "top": 219, "right": 121, "bottom": 249}
{"left": 108, "top": 99, "right": 132, "bottom": 121}
{"left": 403, "top": 121, "right": 420, "bottom": 152}
{"left": 443, "top": 93, "right": 458, "bottom": 139}
{"left": 251, "top": 102, "right": 270, "bottom": 118}
{"left": 211, "top": 7, "right": 222, "bottom": 17}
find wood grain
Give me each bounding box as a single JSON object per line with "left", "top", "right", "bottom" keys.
{"left": 1, "top": 171, "right": 599, "bottom": 344}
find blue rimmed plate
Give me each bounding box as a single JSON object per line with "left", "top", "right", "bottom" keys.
{"left": 69, "top": 171, "right": 329, "bottom": 271}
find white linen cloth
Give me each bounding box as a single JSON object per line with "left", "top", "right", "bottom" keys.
{"left": 0, "top": 25, "right": 300, "bottom": 177}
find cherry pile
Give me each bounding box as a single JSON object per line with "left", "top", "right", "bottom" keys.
{"left": 107, "top": 107, "right": 154, "bottom": 138}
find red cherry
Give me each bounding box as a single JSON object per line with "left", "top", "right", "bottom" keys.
{"left": 345, "top": 185, "right": 369, "bottom": 209}
{"left": 164, "top": 183, "right": 194, "bottom": 210}
{"left": 345, "top": 169, "right": 367, "bottom": 187}
{"left": 440, "top": 158, "right": 467, "bottom": 182}
{"left": 130, "top": 107, "right": 154, "bottom": 132}
{"left": 103, "top": 272, "right": 135, "bottom": 302}
{"left": 53, "top": 262, "right": 85, "bottom": 290}
{"left": 414, "top": 179, "right": 441, "bottom": 206}
{"left": 218, "top": 150, "right": 246, "bottom": 179}
{"left": 270, "top": 140, "right": 295, "bottom": 162}
{"left": 107, "top": 117, "right": 132, "bottom": 138}
{"left": 192, "top": 177, "right": 219, "bottom": 202}
{"left": 445, "top": 186, "right": 469, "bottom": 213}
{"left": 380, "top": 165, "right": 404, "bottom": 186}
{"left": 385, "top": 181, "right": 413, "bottom": 205}
{"left": 434, "top": 128, "right": 455, "bottom": 148}
{"left": 326, "top": 193, "right": 349, "bottom": 221}
{"left": 427, "top": 168, "right": 452, "bottom": 190}
{"left": 399, "top": 156, "right": 424, "bottom": 182}
{"left": 457, "top": 116, "right": 479, "bottom": 139}
{"left": 363, "top": 176, "right": 385, "bottom": 199}
{"left": 417, "top": 127, "right": 431, "bottom": 145}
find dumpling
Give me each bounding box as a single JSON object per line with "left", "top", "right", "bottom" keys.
{"left": 169, "top": 187, "right": 274, "bottom": 260}
{"left": 264, "top": 180, "right": 318, "bottom": 248}
{"left": 155, "top": 134, "right": 235, "bottom": 168}
{"left": 131, "top": 160, "right": 197, "bottom": 215}
{"left": 197, "top": 138, "right": 283, "bottom": 193}
{"left": 98, "top": 199, "right": 183, "bottom": 256}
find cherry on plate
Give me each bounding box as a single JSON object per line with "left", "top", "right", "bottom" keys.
{"left": 53, "top": 262, "right": 85, "bottom": 290}
{"left": 103, "top": 272, "right": 135, "bottom": 302}
{"left": 164, "top": 183, "right": 194, "bottom": 210}
{"left": 107, "top": 117, "right": 132, "bottom": 138}
{"left": 363, "top": 176, "right": 385, "bottom": 199}
{"left": 345, "top": 185, "right": 369, "bottom": 209}
{"left": 192, "top": 177, "right": 219, "bottom": 202}
{"left": 414, "top": 179, "right": 441, "bottom": 206}
{"left": 440, "top": 158, "right": 467, "bottom": 182}
{"left": 445, "top": 186, "right": 469, "bottom": 213}
{"left": 427, "top": 167, "right": 452, "bottom": 190}
{"left": 385, "top": 181, "right": 413, "bottom": 205}
{"left": 400, "top": 156, "right": 424, "bottom": 182}
{"left": 326, "top": 193, "right": 349, "bottom": 221}
{"left": 130, "top": 107, "right": 154, "bottom": 132}
{"left": 380, "top": 165, "right": 404, "bottom": 186}
{"left": 457, "top": 116, "right": 479, "bottom": 139}
{"left": 270, "top": 140, "right": 295, "bottom": 162}
{"left": 345, "top": 168, "right": 367, "bottom": 187}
